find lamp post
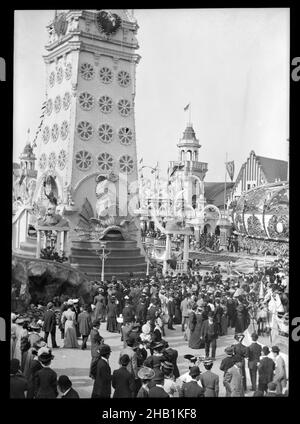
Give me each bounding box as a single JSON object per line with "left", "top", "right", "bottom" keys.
{"left": 97, "top": 242, "right": 111, "bottom": 282}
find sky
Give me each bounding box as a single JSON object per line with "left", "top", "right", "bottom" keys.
{"left": 13, "top": 8, "right": 289, "bottom": 182}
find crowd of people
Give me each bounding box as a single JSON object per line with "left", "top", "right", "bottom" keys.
{"left": 10, "top": 256, "right": 288, "bottom": 398}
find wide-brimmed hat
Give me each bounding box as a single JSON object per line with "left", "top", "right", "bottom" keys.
{"left": 189, "top": 366, "right": 200, "bottom": 377}
{"left": 99, "top": 344, "right": 111, "bottom": 356}
{"left": 271, "top": 345, "right": 280, "bottom": 353}
{"left": 203, "top": 359, "right": 213, "bottom": 366}
{"left": 47, "top": 302, "right": 54, "bottom": 309}
{"left": 138, "top": 367, "right": 155, "bottom": 380}
{"left": 15, "top": 317, "right": 25, "bottom": 325}
{"left": 38, "top": 347, "right": 54, "bottom": 363}
{"left": 184, "top": 354, "right": 197, "bottom": 363}
{"left": 29, "top": 322, "right": 41, "bottom": 331}
{"left": 33, "top": 340, "right": 46, "bottom": 350}
{"left": 152, "top": 341, "right": 165, "bottom": 350}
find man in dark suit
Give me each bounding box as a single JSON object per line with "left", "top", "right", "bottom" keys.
{"left": 220, "top": 346, "right": 236, "bottom": 397}
{"left": 112, "top": 354, "right": 135, "bottom": 398}
{"left": 42, "top": 302, "right": 59, "bottom": 348}
{"left": 10, "top": 359, "right": 28, "bottom": 398}
{"left": 135, "top": 295, "right": 147, "bottom": 324}
{"left": 258, "top": 346, "right": 275, "bottom": 394}
{"left": 122, "top": 299, "right": 135, "bottom": 324}
{"left": 180, "top": 366, "right": 204, "bottom": 397}
{"left": 232, "top": 333, "right": 247, "bottom": 391}
{"left": 57, "top": 375, "right": 80, "bottom": 398}
{"left": 162, "top": 342, "right": 180, "bottom": 379}
{"left": 200, "top": 312, "right": 219, "bottom": 359}
{"left": 199, "top": 359, "right": 219, "bottom": 397}
{"left": 246, "top": 332, "right": 262, "bottom": 391}
{"left": 167, "top": 293, "right": 176, "bottom": 330}
{"left": 78, "top": 305, "right": 92, "bottom": 350}
{"left": 148, "top": 370, "right": 169, "bottom": 398}
{"left": 91, "top": 344, "right": 112, "bottom": 398}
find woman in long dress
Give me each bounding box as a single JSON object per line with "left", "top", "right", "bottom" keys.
{"left": 94, "top": 289, "right": 107, "bottom": 322}
{"left": 188, "top": 307, "right": 205, "bottom": 349}
{"left": 61, "top": 305, "right": 79, "bottom": 348}
{"left": 106, "top": 296, "right": 118, "bottom": 333}
{"left": 11, "top": 313, "right": 18, "bottom": 359}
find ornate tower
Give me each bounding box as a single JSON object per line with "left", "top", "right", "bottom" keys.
{"left": 33, "top": 10, "right": 146, "bottom": 278}
{"left": 20, "top": 129, "right": 36, "bottom": 172}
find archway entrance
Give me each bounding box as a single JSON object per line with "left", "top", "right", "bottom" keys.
{"left": 204, "top": 223, "right": 211, "bottom": 234}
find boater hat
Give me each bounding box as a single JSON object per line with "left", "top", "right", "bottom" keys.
{"left": 138, "top": 367, "right": 155, "bottom": 380}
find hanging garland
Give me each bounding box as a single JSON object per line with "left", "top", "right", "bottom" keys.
{"left": 96, "top": 10, "right": 122, "bottom": 36}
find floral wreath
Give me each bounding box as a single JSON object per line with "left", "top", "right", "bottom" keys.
{"left": 96, "top": 10, "right": 122, "bottom": 36}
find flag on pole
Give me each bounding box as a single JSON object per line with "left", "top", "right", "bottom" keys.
{"left": 226, "top": 160, "right": 235, "bottom": 181}
{"left": 184, "top": 103, "right": 190, "bottom": 112}
{"left": 139, "top": 157, "right": 143, "bottom": 164}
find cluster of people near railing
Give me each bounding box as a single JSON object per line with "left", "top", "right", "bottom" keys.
{"left": 237, "top": 236, "right": 289, "bottom": 257}
{"left": 10, "top": 254, "right": 288, "bottom": 398}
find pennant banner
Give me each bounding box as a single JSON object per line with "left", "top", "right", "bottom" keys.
{"left": 184, "top": 103, "right": 190, "bottom": 111}
{"left": 226, "top": 160, "right": 235, "bottom": 181}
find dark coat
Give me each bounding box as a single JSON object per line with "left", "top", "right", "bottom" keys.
{"left": 200, "top": 320, "right": 219, "bottom": 339}
{"left": 149, "top": 385, "right": 169, "bottom": 398}
{"left": 90, "top": 328, "right": 104, "bottom": 359}
{"left": 10, "top": 373, "right": 28, "bottom": 398}
{"left": 34, "top": 367, "right": 58, "bottom": 399}
{"left": 112, "top": 366, "right": 135, "bottom": 398}
{"left": 220, "top": 356, "right": 236, "bottom": 374}
{"left": 78, "top": 311, "right": 92, "bottom": 336}
{"left": 232, "top": 342, "right": 248, "bottom": 364}
{"left": 258, "top": 357, "right": 275, "bottom": 384}
{"left": 167, "top": 299, "right": 176, "bottom": 316}
{"left": 42, "top": 310, "right": 56, "bottom": 333}
{"left": 61, "top": 387, "right": 80, "bottom": 398}
{"left": 199, "top": 370, "right": 219, "bottom": 397}
{"left": 163, "top": 348, "right": 180, "bottom": 379}
{"left": 27, "top": 359, "right": 43, "bottom": 398}
{"left": 136, "top": 302, "right": 147, "bottom": 323}
{"left": 247, "top": 342, "right": 262, "bottom": 368}
{"left": 91, "top": 358, "right": 111, "bottom": 398}
{"left": 181, "top": 380, "right": 205, "bottom": 397}
{"left": 122, "top": 306, "right": 135, "bottom": 324}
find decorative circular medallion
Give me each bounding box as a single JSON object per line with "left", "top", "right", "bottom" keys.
{"left": 97, "top": 152, "right": 114, "bottom": 172}
{"left": 56, "top": 66, "right": 63, "bottom": 84}
{"left": 51, "top": 123, "right": 59, "bottom": 142}
{"left": 98, "top": 95, "right": 113, "bottom": 114}
{"left": 53, "top": 12, "right": 68, "bottom": 36}
{"left": 48, "top": 152, "right": 57, "bottom": 170}
{"left": 54, "top": 95, "right": 61, "bottom": 113}
{"left": 39, "top": 153, "right": 47, "bottom": 170}
{"left": 57, "top": 150, "right": 67, "bottom": 170}
{"left": 117, "top": 70, "right": 131, "bottom": 87}
{"left": 46, "top": 99, "right": 53, "bottom": 116}
{"left": 96, "top": 11, "right": 122, "bottom": 35}
{"left": 80, "top": 63, "right": 95, "bottom": 80}
{"left": 49, "top": 71, "right": 55, "bottom": 88}
{"left": 77, "top": 121, "right": 93, "bottom": 140}
{"left": 65, "top": 63, "right": 72, "bottom": 80}
{"left": 63, "top": 92, "right": 71, "bottom": 110}
{"left": 99, "top": 67, "right": 113, "bottom": 84}
{"left": 42, "top": 126, "right": 50, "bottom": 144}
{"left": 118, "top": 127, "right": 133, "bottom": 145}
{"left": 60, "top": 120, "right": 69, "bottom": 140}
{"left": 78, "top": 92, "right": 95, "bottom": 111}
{"left": 97, "top": 123, "right": 113, "bottom": 143}
{"left": 75, "top": 150, "right": 93, "bottom": 171}
{"left": 119, "top": 154, "right": 134, "bottom": 174}
{"left": 117, "top": 98, "right": 131, "bottom": 117}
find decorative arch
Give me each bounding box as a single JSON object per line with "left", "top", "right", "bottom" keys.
{"left": 186, "top": 150, "right": 192, "bottom": 161}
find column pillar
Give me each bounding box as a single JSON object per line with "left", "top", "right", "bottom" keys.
{"left": 182, "top": 233, "right": 189, "bottom": 272}
{"left": 163, "top": 233, "right": 171, "bottom": 276}
{"left": 36, "top": 230, "right": 41, "bottom": 258}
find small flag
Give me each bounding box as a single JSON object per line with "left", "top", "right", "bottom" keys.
{"left": 19, "top": 173, "right": 25, "bottom": 186}
{"left": 184, "top": 103, "right": 190, "bottom": 112}
{"left": 226, "top": 160, "right": 235, "bottom": 181}
{"left": 139, "top": 157, "right": 143, "bottom": 164}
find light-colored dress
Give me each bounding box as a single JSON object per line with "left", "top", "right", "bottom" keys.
{"left": 13, "top": 326, "right": 28, "bottom": 362}
{"left": 61, "top": 309, "right": 79, "bottom": 349}
{"left": 11, "top": 322, "right": 18, "bottom": 359}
